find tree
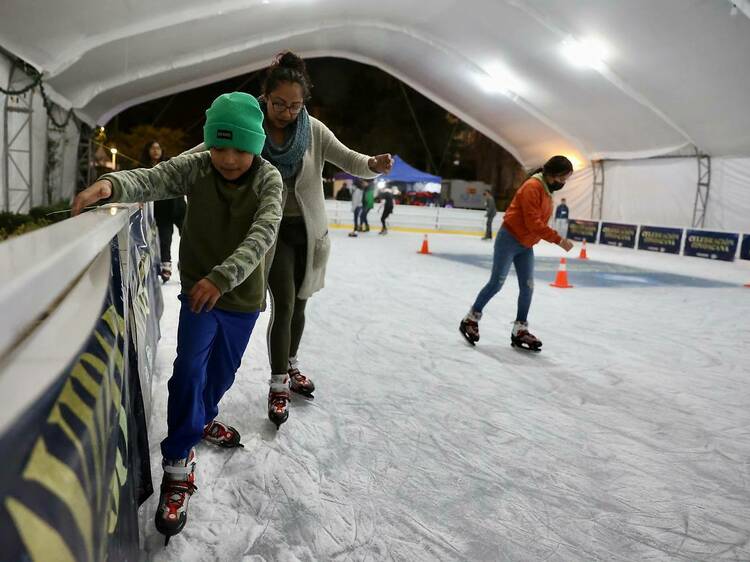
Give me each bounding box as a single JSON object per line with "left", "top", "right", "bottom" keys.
{"left": 108, "top": 124, "right": 189, "bottom": 168}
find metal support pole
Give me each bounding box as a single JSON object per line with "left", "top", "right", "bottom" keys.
{"left": 691, "top": 151, "right": 711, "bottom": 228}
{"left": 591, "top": 159, "right": 604, "bottom": 220}
{"left": 3, "top": 62, "right": 34, "bottom": 213}
{"left": 76, "top": 124, "right": 93, "bottom": 194}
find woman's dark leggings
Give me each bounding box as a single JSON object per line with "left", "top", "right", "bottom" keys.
{"left": 381, "top": 205, "right": 393, "bottom": 228}
{"left": 267, "top": 218, "right": 308, "bottom": 373}
{"left": 154, "top": 198, "right": 186, "bottom": 263}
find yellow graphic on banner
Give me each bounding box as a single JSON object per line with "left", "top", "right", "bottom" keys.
{"left": 21, "top": 439, "right": 94, "bottom": 562}
{"left": 5, "top": 498, "right": 77, "bottom": 562}
{"left": 5, "top": 304, "right": 131, "bottom": 562}
{"left": 601, "top": 225, "right": 634, "bottom": 242}
{"left": 687, "top": 235, "right": 733, "bottom": 253}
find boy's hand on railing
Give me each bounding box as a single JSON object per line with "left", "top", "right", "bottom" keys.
{"left": 189, "top": 279, "right": 221, "bottom": 313}
{"left": 71, "top": 180, "right": 113, "bottom": 216}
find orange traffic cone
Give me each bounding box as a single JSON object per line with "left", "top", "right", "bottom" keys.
{"left": 550, "top": 257, "right": 574, "bottom": 288}
{"left": 418, "top": 234, "right": 432, "bottom": 255}
{"left": 578, "top": 240, "right": 588, "bottom": 260}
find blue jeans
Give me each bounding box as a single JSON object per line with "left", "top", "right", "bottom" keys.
{"left": 161, "top": 294, "right": 259, "bottom": 460}
{"left": 472, "top": 227, "right": 534, "bottom": 322}
{"left": 353, "top": 206, "right": 363, "bottom": 230}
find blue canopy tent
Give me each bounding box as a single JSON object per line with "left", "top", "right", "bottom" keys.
{"left": 381, "top": 155, "right": 441, "bottom": 184}
{"left": 334, "top": 155, "right": 441, "bottom": 185}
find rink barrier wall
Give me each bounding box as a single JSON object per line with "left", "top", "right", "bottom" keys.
{"left": 324, "top": 200, "right": 750, "bottom": 263}
{"left": 637, "top": 225, "right": 684, "bottom": 255}
{"left": 683, "top": 230, "right": 739, "bottom": 262}
{"left": 324, "top": 199, "right": 501, "bottom": 235}
{"left": 0, "top": 205, "right": 162, "bottom": 562}
{"left": 599, "top": 222, "right": 637, "bottom": 248}
{"left": 566, "top": 219, "right": 599, "bottom": 243}
{"left": 741, "top": 234, "right": 750, "bottom": 261}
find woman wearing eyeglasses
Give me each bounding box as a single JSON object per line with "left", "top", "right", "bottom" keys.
{"left": 261, "top": 52, "right": 393, "bottom": 429}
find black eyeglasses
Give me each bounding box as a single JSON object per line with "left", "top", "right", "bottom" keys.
{"left": 270, "top": 98, "right": 304, "bottom": 115}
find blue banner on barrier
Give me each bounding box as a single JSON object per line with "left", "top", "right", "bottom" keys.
{"left": 567, "top": 219, "right": 599, "bottom": 243}
{"left": 0, "top": 211, "right": 158, "bottom": 562}
{"left": 638, "top": 225, "right": 683, "bottom": 254}
{"left": 600, "top": 222, "right": 637, "bottom": 248}
{"left": 684, "top": 230, "right": 739, "bottom": 262}
{"left": 740, "top": 234, "right": 750, "bottom": 261}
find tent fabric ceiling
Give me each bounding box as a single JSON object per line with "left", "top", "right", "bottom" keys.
{"left": 1, "top": 0, "right": 749, "bottom": 167}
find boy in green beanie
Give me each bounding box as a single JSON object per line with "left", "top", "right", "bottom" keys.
{"left": 73, "top": 92, "right": 283, "bottom": 542}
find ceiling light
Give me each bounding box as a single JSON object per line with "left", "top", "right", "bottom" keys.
{"left": 476, "top": 62, "right": 524, "bottom": 96}
{"left": 561, "top": 37, "right": 607, "bottom": 70}
{"left": 566, "top": 155, "right": 584, "bottom": 171}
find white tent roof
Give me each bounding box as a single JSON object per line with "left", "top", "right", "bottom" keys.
{"left": 2, "top": 0, "right": 749, "bottom": 167}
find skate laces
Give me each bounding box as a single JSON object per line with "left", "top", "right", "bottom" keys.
{"left": 204, "top": 420, "right": 233, "bottom": 441}
{"left": 162, "top": 479, "right": 197, "bottom": 508}
{"left": 289, "top": 370, "right": 308, "bottom": 384}
{"left": 269, "top": 392, "right": 289, "bottom": 414}
{"left": 515, "top": 328, "right": 536, "bottom": 341}
{"left": 269, "top": 389, "right": 290, "bottom": 402}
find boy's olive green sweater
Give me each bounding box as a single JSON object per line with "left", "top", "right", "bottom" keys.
{"left": 101, "top": 151, "right": 283, "bottom": 312}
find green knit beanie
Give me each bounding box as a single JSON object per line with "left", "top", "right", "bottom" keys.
{"left": 204, "top": 92, "right": 266, "bottom": 154}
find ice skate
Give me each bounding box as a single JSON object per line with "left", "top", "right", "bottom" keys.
{"left": 202, "top": 420, "right": 243, "bottom": 448}
{"left": 155, "top": 449, "right": 197, "bottom": 545}
{"left": 268, "top": 374, "right": 290, "bottom": 429}
{"left": 160, "top": 262, "right": 172, "bottom": 284}
{"left": 510, "top": 321, "right": 542, "bottom": 352}
{"left": 288, "top": 356, "right": 315, "bottom": 398}
{"left": 459, "top": 310, "right": 482, "bottom": 346}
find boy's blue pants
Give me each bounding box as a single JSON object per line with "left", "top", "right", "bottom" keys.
{"left": 161, "top": 294, "right": 259, "bottom": 460}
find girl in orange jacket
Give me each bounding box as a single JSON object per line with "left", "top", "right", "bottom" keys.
{"left": 460, "top": 156, "right": 575, "bottom": 351}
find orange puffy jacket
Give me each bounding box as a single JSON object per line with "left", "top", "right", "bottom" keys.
{"left": 502, "top": 176, "right": 563, "bottom": 248}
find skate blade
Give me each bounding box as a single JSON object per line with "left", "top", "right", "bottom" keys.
{"left": 203, "top": 437, "right": 244, "bottom": 448}
{"left": 217, "top": 441, "right": 244, "bottom": 448}
{"left": 511, "top": 342, "right": 542, "bottom": 353}
{"left": 291, "top": 389, "right": 315, "bottom": 400}
{"left": 158, "top": 528, "right": 179, "bottom": 546}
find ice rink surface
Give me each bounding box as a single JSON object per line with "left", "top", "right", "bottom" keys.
{"left": 141, "top": 228, "right": 750, "bottom": 561}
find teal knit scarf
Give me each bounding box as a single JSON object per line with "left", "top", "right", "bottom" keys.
{"left": 261, "top": 107, "right": 311, "bottom": 180}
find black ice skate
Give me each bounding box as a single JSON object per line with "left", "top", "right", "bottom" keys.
{"left": 155, "top": 449, "right": 197, "bottom": 545}
{"left": 288, "top": 357, "right": 315, "bottom": 398}
{"left": 459, "top": 310, "right": 482, "bottom": 346}
{"left": 268, "top": 374, "right": 290, "bottom": 429}
{"left": 202, "top": 420, "right": 243, "bottom": 448}
{"left": 160, "top": 262, "right": 172, "bottom": 284}
{"left": 510, "top": 321, "right": 542, "bottom": 352}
